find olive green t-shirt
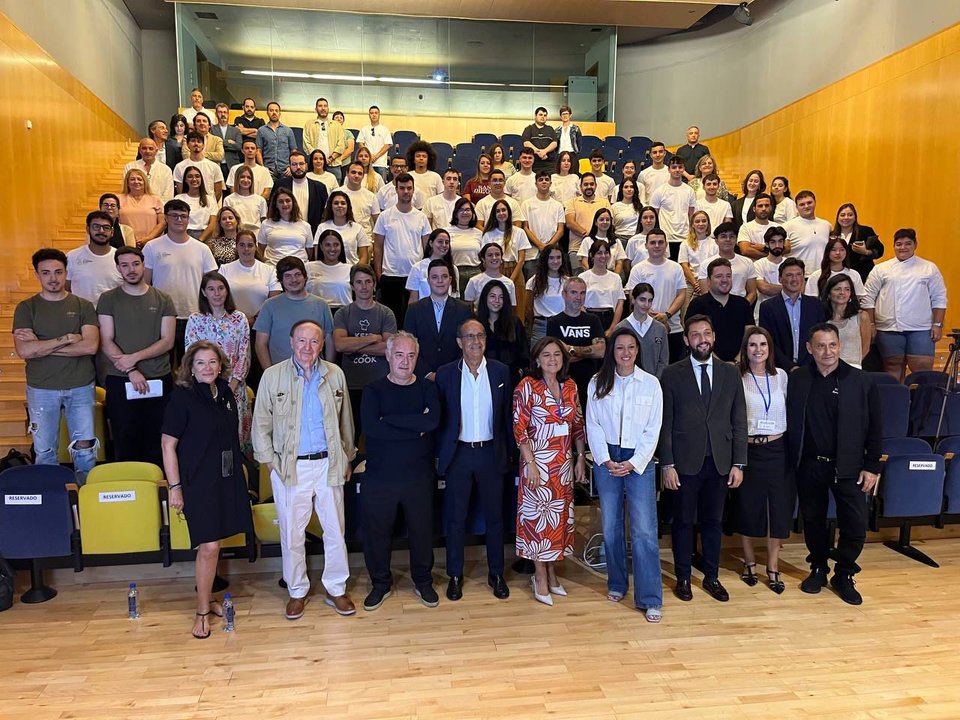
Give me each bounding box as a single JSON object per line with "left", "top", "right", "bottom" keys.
{"left": 13, "top": 294, "right": 98, "bottom": 389}
{"left": 96, "top": 286, "right": 176, "bottom": 379}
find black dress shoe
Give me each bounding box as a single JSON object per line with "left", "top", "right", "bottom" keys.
{"left": 702, "top": 578, "right": 729, "bottom": 602}
{"left": 830, "top": 573, "right": 863, "bottom": 605}
{"left": 446, "top": 576, "right": 464, "bottom": 601}
{"left": 800, "top": 567, "right": 829, "bottom": 594}
{"left": 488, "top": 574, "right": 509, "bottom": 599}
{"left": 674, "top": 579, "right": 693, "bottom": 601}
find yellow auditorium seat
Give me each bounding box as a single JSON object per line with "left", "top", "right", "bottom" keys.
{"left": 251, "top": 503, "right": 324, "bottom": 545}
{"left": 87, "top": 461, "right": 163, "bottom": 485}
{"left": 58, "top": 386, "right": 107, "bottom": 463}
{"left": 78, "top": 478, "right": 162, "bottom": 554}
{"left": 169, "top": 508, "right": 248, "bottom": 550}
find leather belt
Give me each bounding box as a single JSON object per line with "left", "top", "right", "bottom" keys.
{"left": 297, "top": 451, "right": 329, "bottom": 460}
{"left": 459, "top": 440, "right": 493, "bottom": 449}
{"left": 805, "top": 455, "right": 836, "bottom": 463}
{"left": 747, "top": 433, "right": 784, "bottom": 445}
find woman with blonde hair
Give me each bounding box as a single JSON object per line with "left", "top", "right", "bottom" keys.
{"left": 688, "top": 155, "right": 730, "bottom": 201}
{"left": 118, "top": 168, "right": 165, "bottom": 245}
{"left": 678, "top": 210, "right": 718, "bottom": 302}
{"left": 355, "top": 146, "right": 385, "bottom": 194}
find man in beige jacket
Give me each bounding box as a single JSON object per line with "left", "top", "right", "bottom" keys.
{"left": 253, "top": 320, "right": 357, "bottom": 620}
{"left": 303, "top": 97, "right": 348, "bottom": 183}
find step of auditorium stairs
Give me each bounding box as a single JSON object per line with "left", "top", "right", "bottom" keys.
{"left": 0, "top": 140, "right": 139, "bottom": 456}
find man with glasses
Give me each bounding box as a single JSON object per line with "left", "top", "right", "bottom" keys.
{"left": 273, "top": 150, "right": 329, "bottom": 235}
{"left": 435, "top": 318, "right": 513, "bottom": 601}
{"left": 256, "top": 101, "right": 298, "bottom": 182}
{"left": 65, "top": 211, "right": 122, "bottom": 305}
{"left": 142, "top": 199, "right": 217, "bottom": 364}
{"left": 98, "top": 194, "right": 135, "bottom": 248}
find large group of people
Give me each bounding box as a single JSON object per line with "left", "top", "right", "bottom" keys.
{"left": 14, "top": 94, "right": 950, "bottom": 636}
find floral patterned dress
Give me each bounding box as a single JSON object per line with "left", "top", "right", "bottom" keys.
{"left": 184, "top": 310, "right": 251, "bottom": 455}
{"left": 513, "top": 375, "right": 585, "bottom": 561}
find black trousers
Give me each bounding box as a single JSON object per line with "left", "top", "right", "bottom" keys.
{"left": 797, "top": 458, "right": 868, "bottom": 575}
{"left": 172, "top": 318, "right": 188, "bottom": 370}
{"left": 378, "top": 275, "right": 410, "bottom": 326}
{"left": 348, "top": 388, "right": 364, "bottom": 446}
{"left": 667, "top": 331, "right": 687, "bottom": 363}
{"left": 671, "top": 459, "right": 728, "bottom": 580}
{"left": 444, "top": 443, "right": 505, "bottom": 577}
{"left": 361, "top": 475, "right": 435, "bottom": 590}
{"left": 104, "top": 373, "right": 172, "bottom": 467}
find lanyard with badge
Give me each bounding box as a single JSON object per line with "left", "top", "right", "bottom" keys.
{"left": 750, "top": 370, "right": 777, "bottom": 433}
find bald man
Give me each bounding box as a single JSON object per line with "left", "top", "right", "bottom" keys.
{"left": 126, "top": 138, "right": 174, "bottom": 201}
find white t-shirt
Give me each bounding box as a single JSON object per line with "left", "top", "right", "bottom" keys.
{"left": 226, "top": 163, "right": 274, "bottom": 196}
{"left": 447, "top": 226, "right": 484, "bottom": 268}
{"left": 174, "top": 193, "right": 218, "bottom": 232}
{"left": 610, "top": 202, "right": 639, "bottom": 239}
{"left": 805, "top": 267, "right": 866, "bottom": 299}
{"left": 412, "top": 170, "right": 443, "bottom": 197}
{"left": 357, "top": 124, "right": 393, "bottom": 167}
{"left": 256, "top": 219, "right": 314, "bottom": 265}
{"left": 305, "top": 171, "right": 338, "bottom": 194}
{"left": 591, "top": 174, "right": 616, "bottom": 204}
{"left": 463, "top": 272, "right": 517, "bottom": 306}
{"left": 376, "top": 183, "right": 426, "bottom": 212}
{"left": 481, "top": 227, "right": 531, "bottom": 264}
{"left": 339, "top": 186, "right": 379, "bottom": 237}
{"left": 696, "top": 197, "right": 733, "bottom": 233}
{"left": 626, "top": 259, "right": 686, "bottom": 333}
{"left": 504, "top": 172, "right": 537, "bottom": 204}
{"left": 290, "top": 178, "right": 311, "bottom": 217}
{"left": 753, "top": 256, "right": 783, "bottom": 319}
{"left": 223, "top": 192, "right": 267, "bottom": 230}
{"left": 697, "top": 254, "right": 757, "bottom": 298}
{"left": 66, "top": 245, "right": 121, "bottom": 305}
{"left": 624, "top": 233, "right": 650, "bottom": 265}
{"left": 373, "top": 206, "right": 431, "bottom": 277}
{"left": 650, "top": 183, "right": 696, "bottom": 244}
{"left": 738, "top": 220, "right": 782, "bottom": 253}
{"left": 219, "top": 259, "right": 281, "bottom": 318}
{"left": 405, "top": 259, "right": 461, "bottom": 299}
{"left": 143, "top": 234, "right": 217, "bottom": 317}
{"left": 525, "top": 274, "right": 565, "bottom": 318}
{"left": 315, "top": 220, "right": 370, "bottom": 265}
{"left": 424, "top": 194, "right": 459, "bottom": 230}
{"left": 578, "top": 236, "right": 628, "bottom": 266}
{"left": 784, "top": 216, "right": 832, "bottom": 275}
{"left": 580, "top": 269, "right": 624, "bottom": 311}
{"left": 475, "top": 194, "right": 525, "bottom": 226}
{"left": 550, "top": 174, "right": 580, "bottom": 205}
{"left": 173, "top": 157, "right": 224, "bottom": 191}
{"left": 773, "top": 196, "right": 799, "bottom": 223}
{"left": 677, "top": 237, "right": 719, "bottom": 280}
{"left": 125, "top": 160, "right": 174, "bottom": 201}
{"left": 521, "top": 196, "right": 566, "bottom": 261}
{"left": 305, "top": 261, "right": 353, "bottom": 308}
{"left": 638, "top": 165, "right": 669, "bottom": 199}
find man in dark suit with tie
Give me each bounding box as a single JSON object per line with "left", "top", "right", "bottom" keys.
{"left": 659, "top": 314, "right": 747, "bottom": 602}
{"left": 759, "top": 257, "right": 825, "bottom": 370}
{"left": 435, "top": 319, "right": 513, "bottom": 601}
{"left": 272, "top": 150, "right": 329, "bottom": 235}
{"left": 403, "top": 260, "right": 473, "bottom": 381}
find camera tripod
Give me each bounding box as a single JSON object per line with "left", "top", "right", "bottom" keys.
{"left": 934, "top": 331, "right": 960, "bottom": 441}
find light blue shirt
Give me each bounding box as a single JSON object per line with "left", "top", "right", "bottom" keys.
{"left": 295, "top": 358, "right": 329, "bottom": 455}
{"left": 256, "top": 123, "right": 298, "bottom": 175}
{"left": 783, "top": 291, "right": 803, "bottom": 362}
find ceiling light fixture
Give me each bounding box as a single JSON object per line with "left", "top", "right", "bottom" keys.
{"left": 240, "top": 69, "right": 563, "bottom": 90}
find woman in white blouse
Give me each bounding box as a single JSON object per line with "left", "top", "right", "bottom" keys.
{"left": 550, "top": 151, "right": 580, "bottom": 205}
{"left": 623, "top": 206, "right": 658, "bottom": 276}
{"left": 306, "top": 229, "right": 352, "bottom": 311}
{"left": 463, "top": 242, "right": 517, "bottom": 307}
{"left": 481, "top": 199, "right": 530, "bottom": 286}
{"left": 306, "top": 149, "right": 339, "bottom": 194}
{"left": 175, "top": 166, "right": 217, "bottom": 240}
{"left": 820, "top": 274, "right": 871, "bottom": 368}
{"left": 525, "top": 246, "right": 570, "bottom": 346}
{"left": 586, "top": 326, "right": 663, "bottom": 621}
{"left": 580, "top": 240, "right": 624, "bottom": 335}
{"left": 734, "top": 327, "right": 792, "bottom": 594}
{"left": 223, "top": 166, "right": 267, "bottom": 231}
{"left": 316, "top": 190, "right": 371, "bottom": 266}
{"left": 770, "top": 176, "right": 799, "bottom": 223}
{"left": 447, "top": 197, "right": 483, "bottom": 295}
{"left": 611, "top": 178, "right": 642, "bottom": 242}
{"left": 257, "top": 187, "right": 313, "bottom": 264}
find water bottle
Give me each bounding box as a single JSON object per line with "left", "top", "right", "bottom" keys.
{"left": 127, "top": 583, "right": 140, "bottom": 619}
{"left": 223, "top": 593, "right": 235, "bottom": 632}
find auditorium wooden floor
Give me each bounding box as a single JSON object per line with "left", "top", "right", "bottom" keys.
{"left": 3, "top": 538, "right": 959, "bottom": 719}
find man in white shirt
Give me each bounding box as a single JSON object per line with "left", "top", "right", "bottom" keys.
{"left": 182, "top": 88, "right": 205, "bottom": 128}
{"left": 65, "top": 211, "right": 122, "bottom": 305}
{"left": 737, "top": 194, "right": 781, "bottom": 260}
{"left": 564, "top": 173, "right": 611, "bottom": 269}
{"left": 376, "top": 156, "right": 426, "bottom": 212}
{"left": 695, "top": 173, "right": 732, "bottom": 232}
{"left": 784, "top": 190, "right": 832, "bottom": 275}
{"left": 226, "top": 138, "right": 274, "bottom": 199}
{"left": 503, "top": 149, "right": 537, "bottom": 204}
{"left": 625, "top": 228, "right": 687, "bottom": 361}
{"left": 753, "top": 226, "right": 788, "bottom": 320}
{"left": 638, "top": 141, "right": 669, "bottom": 199}
{"left": 650, "top": 156, "right": 696, "bottom": 261}
{"left": 357, "top": 105, "right": 393, "bottom": 181}
{"left": 142, "top": 198, "right": 218, "bottom": 362}
{"left": 477, "top": 170, "right": 525, "bottom": 230}
{"left": 699, "top": 222, "right": 758, "bottom": 303}
{"left": 521, "top": 171, "right": 566, "bottom": 278}
{"left": 588, "top": 150, "right": 616, "bottom": 203}
{"left": 406, "top": 141, "right": 444, "bottom": 197}
{"left": 125, "top": 138, "right": 174, "bottom": 201}
{"left": 862, "top": 228, "right": 947, "bottom": 378}
{"left": 340, "top": 161, "right": 380, "bottom": 237}
{"left": 424, "top": 169, "right": 461, "bottom": 230}
{"left": 174, "top": 131, "right": 224, "bottom": 200}
{"left": 373, "top": 173, "right": 431, "bottom": 324}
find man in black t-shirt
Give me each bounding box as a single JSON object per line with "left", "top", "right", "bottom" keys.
{"left": 545, "top": 276, "right": 605, "bottom": 413}
{"left": 233, "top": 97, "right": 265, "bottom": 139}
{"left": 521, "top": 107, "right": 558, "bottom": 173}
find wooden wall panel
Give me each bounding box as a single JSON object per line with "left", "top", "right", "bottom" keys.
{"left": 706, "top": 22, "right": 960, "bottom": 328}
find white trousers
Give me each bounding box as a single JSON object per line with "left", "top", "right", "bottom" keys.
{"left": 271, "top": 459, "right": 349, "bottom": 599}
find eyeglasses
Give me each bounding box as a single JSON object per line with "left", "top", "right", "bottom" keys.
{"left": 461, "top": 333, "right": 486, "bottom": 341}
{"left": 166, "top": 213, "right": 190, "bottom": 221}
{"left": 100, "top": 202, "right": 119, "bottom": 210}
{"left": 90, "top": 223, "right": 114, "bottom": 232}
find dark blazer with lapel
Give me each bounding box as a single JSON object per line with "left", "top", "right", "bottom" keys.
{"left": 210, "top": 124, "right": 243, "bottom": 170}
{"left": 163, "top": 139, "right": 183, "bottom": 171}
{"left": 435, "top": 358, "right": 513, "bottom": 476}
{"left": 759, "top": 293, "right": 826, "bottom": 370}
{"left": 272, "top": 177, "right": 329, "bottom": 235}
{"left": 657, "top": 356, "right": 747, "bottom": 476}
{"left": 403, "top": 297, "right": 473, "bottom": 378}
{"left": 730, "top": 194, "right": 755, "bottom": 230}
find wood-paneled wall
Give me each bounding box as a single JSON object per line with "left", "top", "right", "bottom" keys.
{"left": 704, "top": 22, "right": 960, "bottom": 328}
{"left": 0, "top": 11, "right": 138, "bottom": 293}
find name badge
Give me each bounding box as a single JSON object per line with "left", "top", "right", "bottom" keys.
{"left": 553, "top": 423, "right": 569, "bottom": 437}
{"left": 756, "top": 419, "right": 777, "bottom": 432}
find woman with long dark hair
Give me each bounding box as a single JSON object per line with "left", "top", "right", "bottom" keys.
{"left": 463, "top": 154, "right": 493, "bottom": 204}
{"left": 481, "top": 199, "right": 530, "bottom": 286}
{"left": 257, "top": 187, "right": 313, "bottom": 264}
{"left": 805, "top": 236, "right": 866, "bottom": 299}
{"left": 770, "top": 176, "right": 798, "bottom": 223}
{"left": 731, "top": 169, "right": 766, "bottom": 229}
{"left": 525, "top": 246, "right": 571, "bottom": 346}
{"left": 580, "top": 240, "right": 624, "bottom": 335}
{"left": 305, "top": 229, "right": 352, "bottom": 312}
{"left": 318, "top": 190, "right": 370, "bottom": 266}
{"left": 223, "top": 165, "right": 268, "bottom": 231}
{"left": 205, "top": 206, "right": 241, "bottom": 266}
{"left": 820, "top": 274, "right": 872, "bottom": 367}
{"left": 834, "top": 202, "right": 883, "bottom": 282}
{"left": 174, "top": 166, "right": 216, "bottom": 241}
{"left": 448, "top": 197, "right": 483, "bottom": 294}
{"left": 463, "top": 242, "right": 517, "bottom": 307}
{"left": 550, "top": 151, "right": 580, "bottom": 205}
{"left": 611, "top": 178, "right": 642, "bottom": 242}
{"left": 477, "top": 279, "right": 529, "bottom": 387}
{"left": 578, "top": 207, "right": 626, "bottom": 274}
{"left": 407, "top": 228, "right": 460, "bottom": 302}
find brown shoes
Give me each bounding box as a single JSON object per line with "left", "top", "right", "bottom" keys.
{"left": 324, "top": 592, "right": 357, "bottom": 616}
{"left": 284, "top": 596, "right": 306, "bottom": 620}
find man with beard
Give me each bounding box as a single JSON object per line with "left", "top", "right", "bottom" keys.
{"left": 658, "top": 314, "right": 747, "bottom": 603}
{"left": 686, "top": 258, "right": 753, "bottom": 362}
{"left": 737, "top": 193, "right": 781, "bottom": 260}
{"left": 273, "top": 150, "right": 329, "bottom": 235}
{"left": 233, "top": 97, "right": 265, "bottom": 140}
{"left": 303, "top": 97, "right": 348, "bottom": 183}
{"left": 564, "top": 173, "right": 611, "bottom": 269}
{"left": 97, "top": 246, "right": 176, "bottom": 464}
{"left": 753, "top": 226, "right": 788, "bottom": 319}
{"left": 191, "top": 111, "right": 225, "bottom": 164}
{"left": 65, "top": 211, "right": 122, "bottom": 305}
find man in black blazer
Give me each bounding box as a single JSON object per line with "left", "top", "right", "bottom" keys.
{"left": 759, "top": 257, "right": 825, "bottom": 370}
{"left": 210, "top": 103, "right": 244, "bottom": 178}
{"left": 435, "top": 319, "right": 513, "bottom": 601}
{"left": 787, "top": 323, "right": 881, "bottom": 605}
{"left": 659, "top": 314, "right": 747, "bottom": 602}
{"left": 403, "top": 260, "right": 473, "bottom": 380}
{"left": 272, "top": 150, "right": 328, "bottom": 235}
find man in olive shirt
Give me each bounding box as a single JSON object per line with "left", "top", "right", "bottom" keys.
{"left": 13, "top": 249, "right": 100, "bottom": 479}
{"left": 97, "top": 246, "right": 176, "bottom": 465}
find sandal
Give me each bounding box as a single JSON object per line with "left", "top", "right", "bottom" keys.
{"left": 607, "top": 591, "right": 625, "bottom": 603}
{"left": 209, "top": 600, "right": 223, "bottom": 618}
{"left": 644, "top": 607, "right": 663, "bottom": 623}
{"left": 766, "top": 568, "right": 785, "bottom": 595}
{"left": 192, "top": 611, "right": 212, "bottom": 639}
{"left": 740, "top": 562, "right": 759, "bottom": 587}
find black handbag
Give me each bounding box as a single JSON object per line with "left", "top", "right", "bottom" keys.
{"left": 0, "top": 556, "right": 14, "bottom": 611}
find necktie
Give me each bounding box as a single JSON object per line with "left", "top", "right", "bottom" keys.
{"left": 700, "top": 363, "right": 711, "bottom": 408}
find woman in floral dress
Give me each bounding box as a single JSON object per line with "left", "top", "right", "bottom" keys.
{"left": 513, "top": 336, "right": 586, "bottom": 606}
{"left": 184, "top": 271, "right": 252, "bottom": 456}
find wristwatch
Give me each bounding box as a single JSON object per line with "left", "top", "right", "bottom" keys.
{"left": 734, "top": 464, "right": 746, "bottom": 470}
{"left": 933, "top": 322, "right": 944, "bottom": 328}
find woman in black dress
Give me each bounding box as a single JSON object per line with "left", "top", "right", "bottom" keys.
{"left": 161, "top": 340, "right": 253, "bottom": 639}
{"left": 477, "top": 279, "right": 529, "bottom": 388}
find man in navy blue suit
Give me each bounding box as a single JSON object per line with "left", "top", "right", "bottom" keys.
{"left": 403, "top": 260, "right": 473, "bottom": 380}
{"left": 435, "top": 318, "right": 513, "bottom": 601}
{"left": 759, "top": 257, "right": 825, "bottom": 370}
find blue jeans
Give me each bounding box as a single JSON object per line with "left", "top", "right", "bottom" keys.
{"left": 25, "top": 382, "right": 97, "bottom": 476}
{"left": 594, "top": 445, "right": 662, "bottom": 609}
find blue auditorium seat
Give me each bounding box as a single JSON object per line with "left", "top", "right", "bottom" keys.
{"left": 935, "top": 436, "right": 960, "bottom": 514}
{"left": 875, "top": 383, "right": 909, "bottom": 439}
{"left": 472, "top": 133, "right": 498, "bottom": 151}
{"left": 393, "top": 130, "right": 420, "bottom": 156}
{"left": 499, "top": 134, "right": 523, "bottom": 159}
{"left": 603, "top": 135, "right": 629, "bottom": 158}
{"left": 433, "top": 142, "right": 454, "bottom": 170}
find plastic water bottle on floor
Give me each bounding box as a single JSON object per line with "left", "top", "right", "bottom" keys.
{"left": 223, "top": 593, "right": 235, "bottom": 632}
{"left": 127, "top": 583, "right": 140, "bottom": 619}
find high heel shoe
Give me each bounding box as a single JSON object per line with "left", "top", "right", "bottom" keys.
{"left": 531, "top": 577, "right": 553, "bottom": 606}
{"left": 740, "top": 562, "right": 759, "bottom": 587}
{"left": 548, "top": 582, "right": 568, "bottom": 596}
{"left": 766, "top": 568, "right": 785, "bottom": 594}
